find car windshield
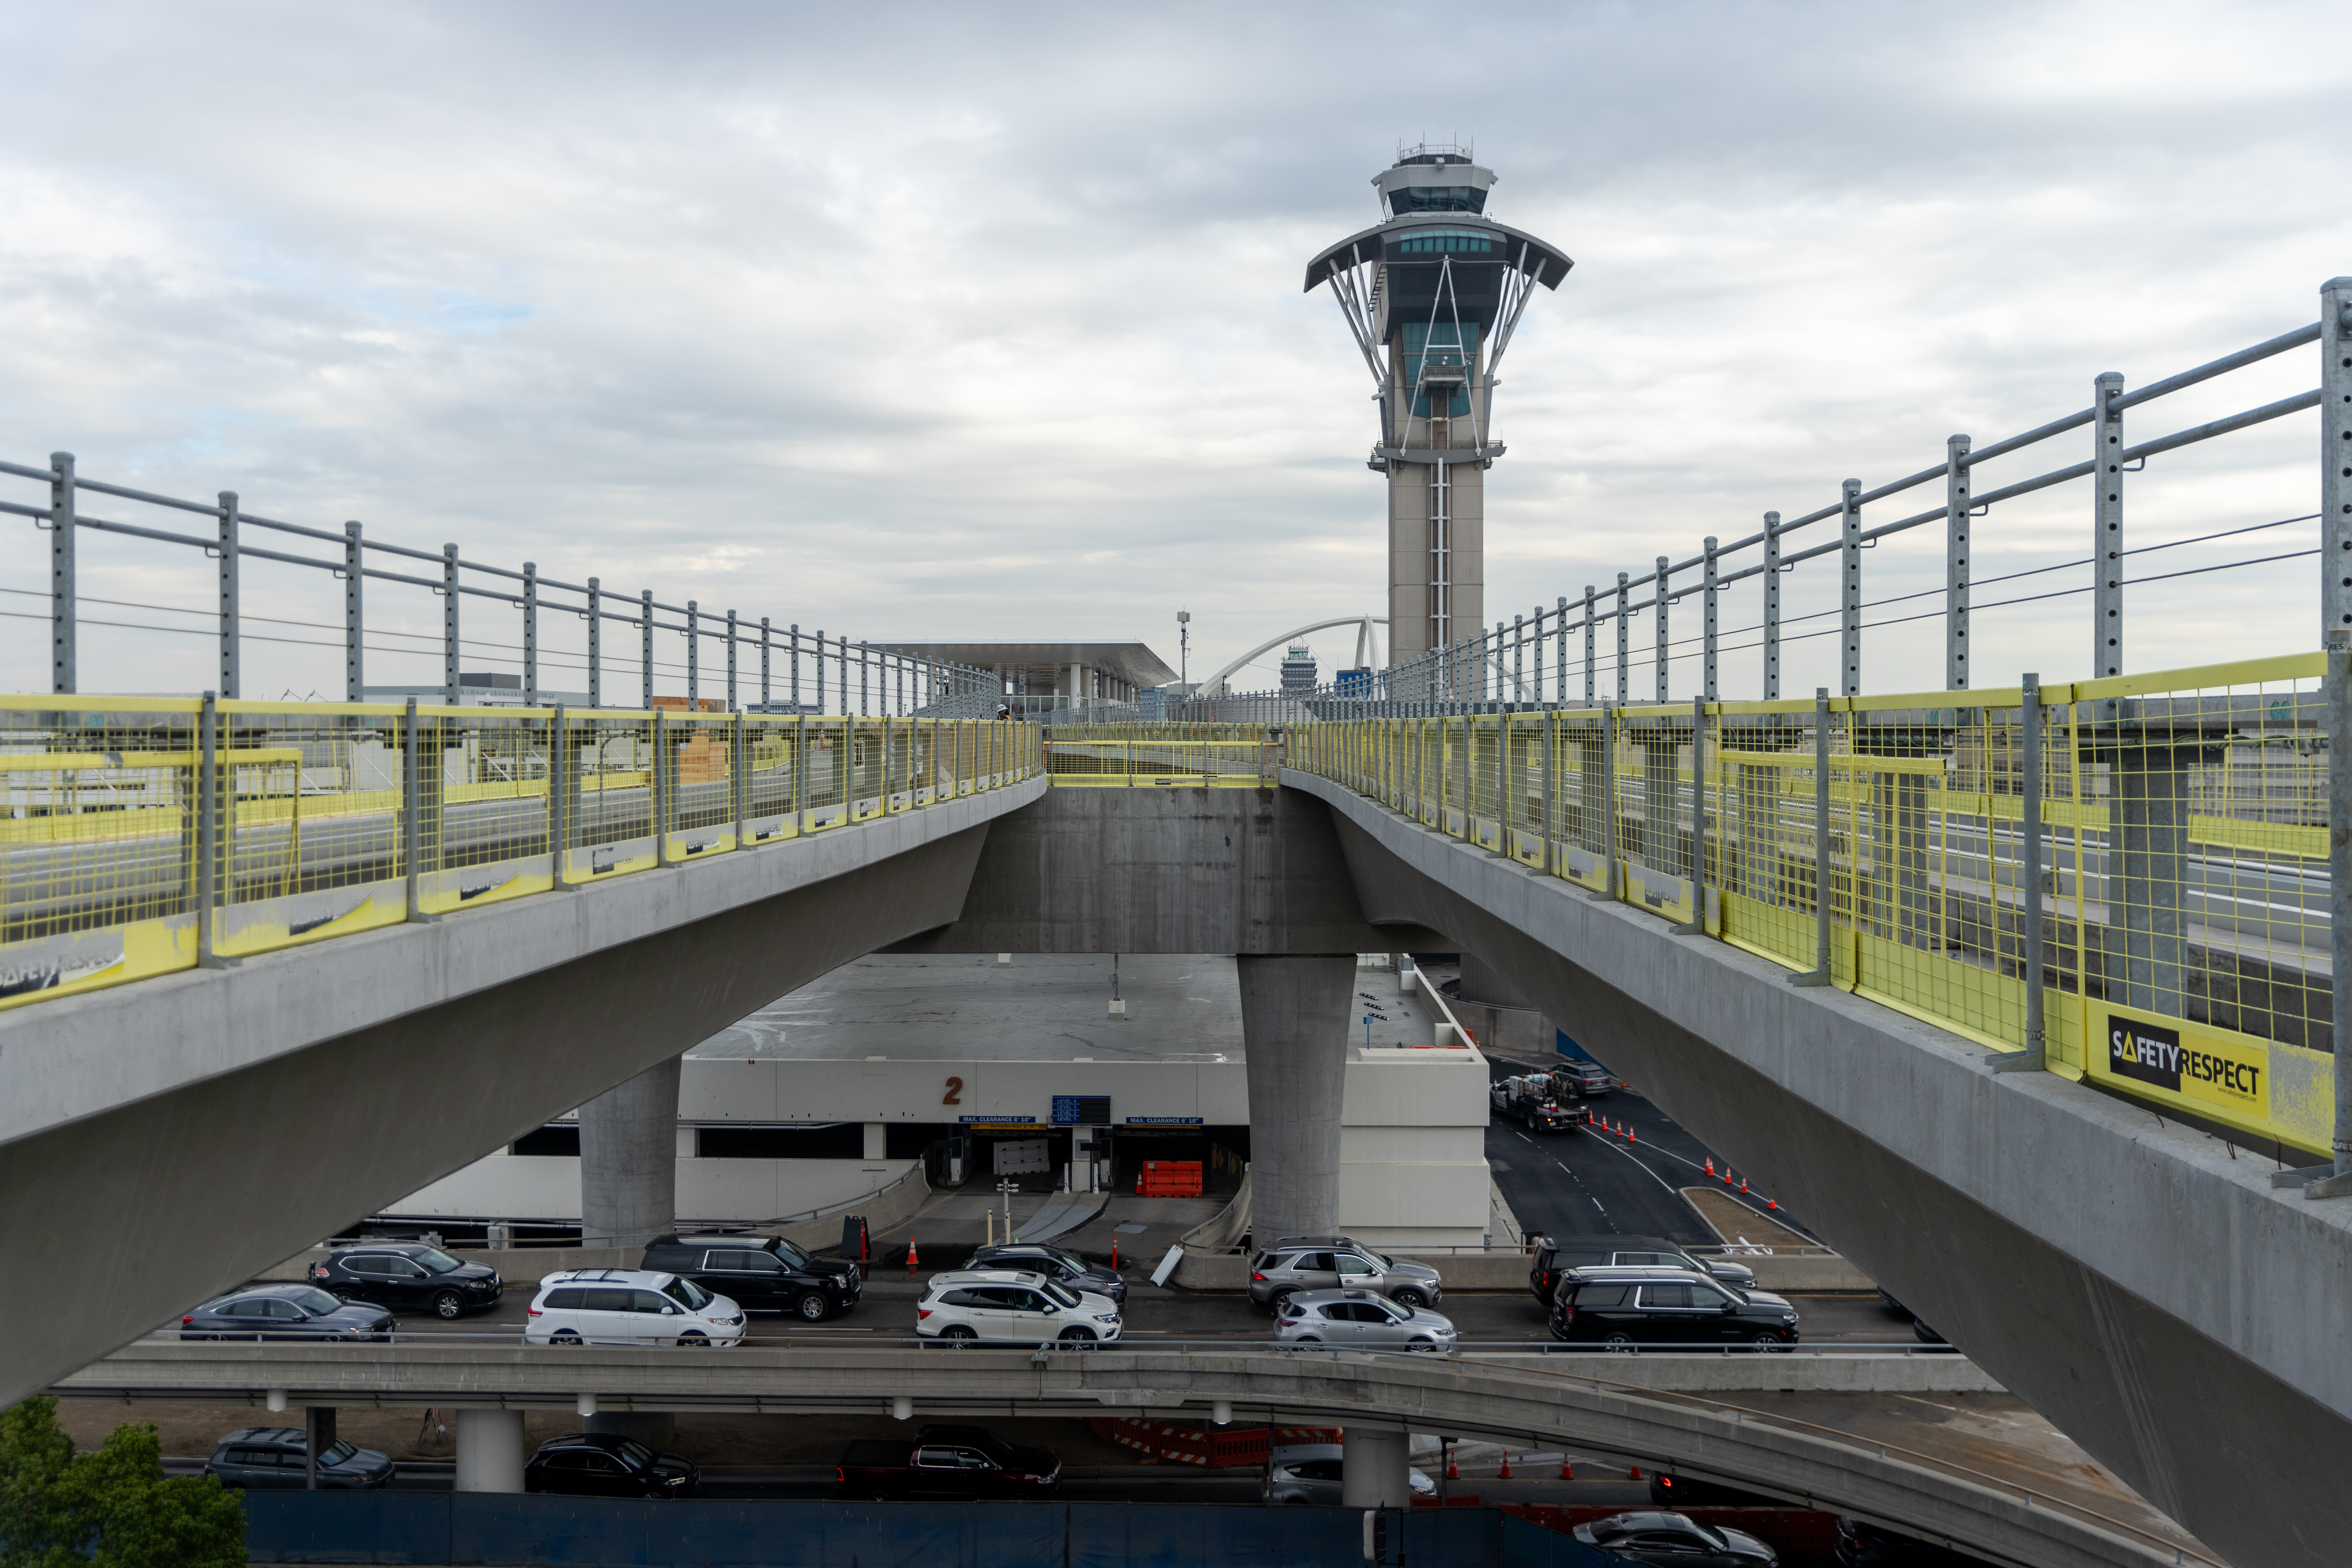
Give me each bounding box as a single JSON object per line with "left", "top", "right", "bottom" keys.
{"left": 1040, "top": 1280, "right": 1081, "bottom": 1309}
{"left": 1675, "top": 1519, "right": 1730, "bottom": 1549}
{"left": 413, "top": 1247, "right": 463, "bottom": 1274}
{"left": 290, "top": 1288, "right": 344, "bottom": 1315}
{"left": 619, "top": 1439, "right": 656, "bottom": 1466}
{"left": 662, "top": 1277, "right": 713, "bottom": 1310}
{"left": 1389, "top": 1298, "right": 1414, "bottom": 1319}
{"left": 773, "top": 1239, "right": 810, "bottom": 1268}
{"left": 1051, "top": 1248, "right": 1087, "bottom": 1272}
{"left": 320, "top": 1440, "right": 359, "bottom": 1465}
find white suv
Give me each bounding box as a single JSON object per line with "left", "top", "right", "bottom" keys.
{"left": 525, "top": 1269, "right": 746, "bottom": 1348}
{"left": 916, "top": 1269, "right": 1122, "bottom": 1345}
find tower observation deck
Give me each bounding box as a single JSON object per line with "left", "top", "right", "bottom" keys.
{"left": 1303, "top": 145, "right": 1572, "bottom": 669}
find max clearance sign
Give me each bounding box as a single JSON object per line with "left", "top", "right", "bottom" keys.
{"left": 2103, "top": 1011, "right": 2266, "bottom": 1115}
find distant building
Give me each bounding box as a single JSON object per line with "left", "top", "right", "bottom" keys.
{"left": 1279, "top": 644, "right": 1318, "bottom": 694}
{"left": 1335, "top": 667, "right": 1373, "bottom": 697}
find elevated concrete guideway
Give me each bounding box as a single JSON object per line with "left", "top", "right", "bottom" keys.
{"left": 0, "top": 775, "right": 1046, "bottom": 1411}
{"left": 55, "top": 1342, "right": 2190, "bottom": 1568}
{"left": 1285, "top": 768, "right": 2352, "bottom": 1568}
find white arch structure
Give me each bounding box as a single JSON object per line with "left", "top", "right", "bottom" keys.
{"left": 1202, "top": 617, "right": 1386, "bottom": 698}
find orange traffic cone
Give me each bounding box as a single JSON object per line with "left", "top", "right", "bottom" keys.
{"left": 1447, "top": 1455, "right": 1459, "bottom": 1481}
{"left": 1704, "top": 1159, "right": 1715, "bottom": 1177}
{"left": 1627, "top": 1127, "right": 1636, "bottom": 1142}
{"left": 1498, "top": 1452, "right": 1513, "bottom": 1480}
{"left": 906, "top": 1241, "right": 919, "bottom": 1276}
{"left": 1722, "top": 1167, "right": 1734, "bottom": 1186}
{"left": 1629, "top": 1465, "right": 1642, "bottom": 1480}
{"left": 1768, "top": 1198, "right": 1780, "bottom": 1210}
{"left": 1739, "top": 1178, "right": 1749, "bottom": 1194}
{"left": 1559, "top": 1456, "right": 1574, "bottom": 1480}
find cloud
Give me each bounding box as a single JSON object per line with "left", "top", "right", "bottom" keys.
{"left": 0, "top": 0, "right": 2344, "bottom": 697}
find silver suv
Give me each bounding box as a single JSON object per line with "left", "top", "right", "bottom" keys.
{"left": 1247, "top": 1236, "right": 1442, "bottom": 1310}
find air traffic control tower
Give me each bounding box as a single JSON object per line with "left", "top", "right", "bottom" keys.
{"left": 1304, "top": 146, "right": 1572, "bottom": 668}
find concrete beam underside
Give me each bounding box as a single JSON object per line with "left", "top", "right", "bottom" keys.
{"left": 1286, "top": 769, "right": 2352, "bottom": 1568}
{"left": 0, "top": 796, "right": 1021, "bottom": 1408}
{"left": 54, "top": 1344, "right": 2179, "bottom": 1568}
{"left": 882, "top": 786, "right": 1448, "bottom": 955}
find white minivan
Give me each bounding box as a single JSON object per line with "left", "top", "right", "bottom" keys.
{"left": 525, "top": 1269, "right": 746, "bottom": 1348}
{"left": 916, "top": 1269, "right": 1122, "bottom": 1345}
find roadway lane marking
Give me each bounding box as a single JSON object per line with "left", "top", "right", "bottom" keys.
{"left": 1556, "top": 1160, "right": 1608, "bottom": 1215}
{"left": 1577, "top": 1133, "right": 1687, "bottom": 1198}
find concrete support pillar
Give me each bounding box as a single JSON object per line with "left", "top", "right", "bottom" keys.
{"left": 1341, "top": 1426, "right": 1412, "bottom": 1508}
{"left": 578, "top": 1054, "right": 681, "bottom": 1249}
{"left": 454, "top": 1409, "right": 525, "bottom": 1493}
{"left": 1237, "top": 953, "right": 1354, "bottom": 1245}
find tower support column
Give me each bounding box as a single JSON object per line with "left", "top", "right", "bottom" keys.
{"left": 579, "top": 1055, "right": 681, "bottom": 1248}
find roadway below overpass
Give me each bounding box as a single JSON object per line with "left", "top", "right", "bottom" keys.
{"left": 54, "top": 1342, "right": 2199, "bottom": 1568}
{"left": 1286, "top": 768, "right": 2352, "bottom": 1568}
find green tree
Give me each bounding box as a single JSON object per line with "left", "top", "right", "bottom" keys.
{"left": 0, "top": 1401, "right": 242, "bottom": 1568}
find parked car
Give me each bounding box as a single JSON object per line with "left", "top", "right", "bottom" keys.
{"left": 1548, "top": 1266, "right": 1800, "bottom": 1350}
{"left": 835, "top": 1424, "right": 1060, "bottom": 1500}
{"left": 1835, "top": 1517, "right": 1995, "bottom": 1566}
{"left": 524, "top": 1269, "right": 745, "bottom": 1347}
{"left": 1248, "top": 1237, "right": 1443, "bottom": 1310}
{"left": 640, "top": 1232, "right": 862, "bottom": 1322}
{"left": 180, "top": 1285, "right": 392, "bottom": 1342}
{"left": 310, "top": 1242, "right": 502, "bottom": 1320}
{"left": 1274, "top": 1288, "right": 1457, "bottom": 1349}
{"left": 1554, "top": 1060, "right": 1614, "bottom": 1098}
{"left": 1530, "top": 1234, "right": 1755, "bottom": 1306}
{"left": 1261, "top": 1444, "right": 1436, "bottom": 1506}
{"left": 524, "top": 1432, "right": 697, "bottom": 1497}
{"left": 204, "top": 1427, "right": 394, "bottom": 1490}
{"left": 963, "top": 1242, "right": 1127, "bottom": 1306}
{"left": 1573, "top": 1511, "right": 1778, "bottom": 1566}
{"left": 916, "top": 1269, "right": 1122, "bottom": 1345}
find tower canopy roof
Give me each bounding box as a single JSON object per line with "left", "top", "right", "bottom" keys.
{"left": 1302, "top": 215, "right": 1572, "bottom": 297}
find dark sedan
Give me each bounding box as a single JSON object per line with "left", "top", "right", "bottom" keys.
{"left": 963, "top": 1244, "right": 1127, "bottom": 1306}
{"left": 524, "top": 1433, "right": 698, "bottom": 1498}
{"left": 180, "top": 1285, "right": 392, "bottom": 1342}
{"left": 205, "top": 1427, "right": 394, "bottom": 1490}
{"left": 1573, "top": 1511, "right": 1778, "bottom": 1567}
{"left": 310, "top": 1242, "right": 503, "bottom": 1319}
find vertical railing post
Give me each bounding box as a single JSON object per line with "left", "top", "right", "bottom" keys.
{"left": 760, "top": 617, "right": 772, "bottom": 710}
{"left": 586, "top": 578, "right": 603, "bottom": 709}
{"left": 1839, "top": 480, "right": 1863, "bottom": 697}
{"left": 1701, "top": 538, "right": 1719, "bottom": 701}
{"left": 815, "top": 630, "right": 826, "bottom": 715}
{"left": 441, "top": 544, "right": 460, "bottom": 705}
{"left": 1763, "top": 511, "right": 1782, "bottom": 700}
{"left": 1594, "top": 705, "right": 1618, "bottom": 901}
{"left": 2322, "top": 277, "right": 2352, "bottom": 643}
{"left": 1555, "top": 596, "right": 1568, "bottom": 706}
{"left": 1653, "top": 557, "right": 1671, "bottom": 703}
{"left": 1582, "top": 586, "right": 1596, "bottom": 706}
{"left": 523, "top": 562, "right": 539, "bottom": 706}
{"left": 402, "top": 696, "right": 422, "bottom": 920}
{"left": 1542, "top": 705, "right": 1559, "bottom": 875}
{"left": 49, "top": 452, "right": 75, "bottom": 694}
{"left": 733, "top": 711, "right": 748, "bottom": 847}
{"left": 654, "top": 708, "right": 672, "bottom": 864}
{"left": 217, "top": 491, "right": 240, "bottom": 699}
{"left": 1615, "top": 573, "right": 1630, "bottom": 704}
{"left": 1674, "top": 695, "right": 1708, "bottom": 936}
{"left": 345, "top": 523, "right": 366, "bottom": 703}
{"left": 1945, "top": 439, "right": 1971, "bottom": 691}
{"left": 2329, "top": 641, "right": 2352, "bottom": 1185}
{"left": 549, "top": 705, "right": 570, "bottom": 887}
{"left": 197, "top": 691, "right": 218, "bottom": 963}
{"left": 2093, "top": 372, "right": 2126, "bottom": 680}
{"left": 791, "top": 624, "right": 802, "bottom": 712}
{"left": 1996, "top": 677, "right": 2049, "bottom": 1070}
{"left": 1792, "top": 687, "right": 1833, "bottom": 987}
{"left": 1513, "top": 613, "right": 1524, "bottom": 709}
{"left": 727, "top": 609, "right": 739, "bottom": 713}
{"left": 640, "top": 592, "right": 655, "bottom": 710}
{"left": 687, "top": 600, "right": 700, "bottom": 708}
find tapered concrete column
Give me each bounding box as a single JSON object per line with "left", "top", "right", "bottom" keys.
{"left": 1341, "top": 1426, "right": 1411, "bottom": 1508}
{"left": 1237, "top": 953, "right": 1354, "bottom": 1245}
{"left": 578, "top": 1054, "right": 681, "bottom": 1248}
{"left": 454, "top": 1409, "right": 525, "bottom": 1493}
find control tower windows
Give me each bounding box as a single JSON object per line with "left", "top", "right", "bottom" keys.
{"left": 1386, "top": 184, "right": 1488, "bottom": 217}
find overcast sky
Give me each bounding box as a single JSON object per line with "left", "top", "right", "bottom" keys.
{"left": 3, "top": 1, "right": 2345, "bottom": 699}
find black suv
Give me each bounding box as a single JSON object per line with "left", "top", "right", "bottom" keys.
{"left": 640, "top": 1232, "right": 862, "bottom": 1321}
{"left": 205, "top": 1427, "right": 394, "bottom": 1490}
{"left": 1530, "top": 1234, "right": 1756, "bottom": 1306}
{"left": 1549, "top": 1266, "right": 1800, "bottom": 1350}
{"left": 962, "top": 1244, "right": 1127, "bottom": 1306}
{"left": 524, "top": 1433, "right": 697, "bottom": 1498}
{"left": 311, "top": 1242, "right": 503, "bottom": 1320}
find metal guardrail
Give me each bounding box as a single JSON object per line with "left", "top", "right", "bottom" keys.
{"left": 1291, "top": 654, "right": 2341, "bottom": 1163}
{"left": 0, "top": 697, "right": 1039, "bottom": 1009}
{"left": 0, "top": 455, "right": 1005, "bottom": 716}
{"left": 1043, "top": 722, "right": 1284, "bottom": 787}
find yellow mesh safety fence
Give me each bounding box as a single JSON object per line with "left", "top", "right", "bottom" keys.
{"left": 0, "top": 700, "right": 1039, "bottom": 1013}
{"left": 1290, "top": 652, "right": 2336, "bottom": 1156}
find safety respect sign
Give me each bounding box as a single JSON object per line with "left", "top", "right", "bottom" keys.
{"left": 2102, "top": 1010, "right": 2266, "bottom": 1111}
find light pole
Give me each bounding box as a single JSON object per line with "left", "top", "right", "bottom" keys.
{"left": 1177, "top": 609, "right": 1190, "bottom": 693}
